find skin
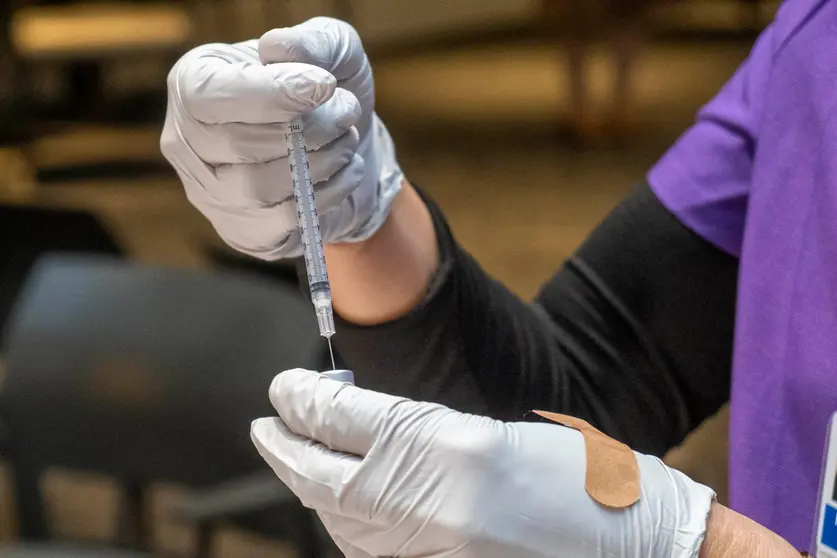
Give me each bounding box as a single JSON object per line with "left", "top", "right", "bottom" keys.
{"left": 325, "top": 181, "right": 802, "bottom": 557}
{"left": 325, "top": 181, "right": 437, "bottom": 326}
{"left": 700, "top": 502, "right": 801, "bottom": 558}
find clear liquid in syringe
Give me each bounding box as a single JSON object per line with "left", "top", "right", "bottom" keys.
{"left": 285, "top": 119, "right": 336, "bottom": 368}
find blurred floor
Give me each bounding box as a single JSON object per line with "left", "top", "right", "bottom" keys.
{"left": 0, "top": 35, "right": 746, "bottom": 554}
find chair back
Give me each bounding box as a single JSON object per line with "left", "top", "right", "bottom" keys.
{"left": 0, "top": 255, "right": 328, "bottom": 539}
{"left": 0, "top": 204, "right": 124, "bottom": 340}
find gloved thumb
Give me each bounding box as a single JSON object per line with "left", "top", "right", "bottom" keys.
{"left": 268, "top": 368, "right": 444, "bottom": 458}
{"left": 175, "top": 50, "right": 337, "bottom": 124}
{"left": 258, "top": 17, "right": 367, "bottom": 83}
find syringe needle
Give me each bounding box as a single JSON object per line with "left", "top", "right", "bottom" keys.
{"left": 327, "top": 337, "right": 336, "bottom": 371}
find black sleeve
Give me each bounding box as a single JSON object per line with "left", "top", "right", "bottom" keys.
{"left": 333, "top": 182, "right": 738, "bottom": 456}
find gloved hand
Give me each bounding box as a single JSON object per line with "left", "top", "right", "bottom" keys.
{"left": 161, "top": 17, "right": 403, "bottom": 259}
{"left": 251, "top": 369, "right": 716, "bottom": 558}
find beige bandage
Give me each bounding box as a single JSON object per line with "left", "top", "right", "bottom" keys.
{"left": 532, "top": 410, "right": 641, "bottom": 509}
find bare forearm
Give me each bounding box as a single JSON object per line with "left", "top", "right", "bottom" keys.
{"left": 324, "top": 180, "right": 438, "bottom": 325}
{"left": 700, "top": 502, "right": 801, "bottom": 558}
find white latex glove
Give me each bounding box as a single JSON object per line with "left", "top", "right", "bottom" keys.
{"left": 161, "top": 17, "right": 403, "bottom": 259}
{"left": 251, "top": 369, "right": 716, "bottom": 558}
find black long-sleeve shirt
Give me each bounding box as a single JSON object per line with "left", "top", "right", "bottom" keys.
{"left": 331, "top": 182, "right": 739, "bottom": 457}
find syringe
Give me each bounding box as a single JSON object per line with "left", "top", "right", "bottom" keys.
{"left": 285, "top": 119, "right": 336, "bottom": 370}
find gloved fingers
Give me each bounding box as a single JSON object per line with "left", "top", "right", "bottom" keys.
{"left": 182, "top": 120, "right": 287, "bottom": 166}
{"left": 220, "top": 224, "right": 303, "bottom": 261}
{"left": 179, "top": 148, "right": 362, "bottom": 259}
{"left": 173, "top": 52, "right": 336, "bottom": 125}
{"left": 259, "top": 17, "right": 367, "bottom": 82}
{"left": 268, "top": 368, "right": 429, "bottom": 458}
{"left": 264, "top": 153, "right": 364, "bottom": 244}
{"left": 251, "top": 417, "right": 360, "bottom": 513}
{"left": 161, "top": 115, "right": 220, "bottom": 188}
{"left": 259, "top": 18, "right": 374, "bottom": 137}
{"left": 183, "top": 88, "right": 361, "bottom": 165}
{"left": 307, "top": 127, "right": 361, "bottom": 185}
{"left": 211, "top": 144, "right": 362, "bottom": 207}
{"left": 300, "top": 88, "right": 362, "bottom": 151}
{"left": 174, "top": 159, "right": 299, "bottom": 258}
{"left": 193, "top": 196, "right": 299, "bottom": 259}
{"left": 314, "top": 151, "right": 366, "bottom": 209}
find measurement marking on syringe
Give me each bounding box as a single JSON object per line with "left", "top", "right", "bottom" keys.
{"left": 285, "top": 118, "right": 336, "bottom": 341}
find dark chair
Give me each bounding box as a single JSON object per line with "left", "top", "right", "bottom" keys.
{"left": 0, "top": 255, "right": 338, "bottom": 557}
{"left": 0, "top": 204, "right": 125, "bottom": 341}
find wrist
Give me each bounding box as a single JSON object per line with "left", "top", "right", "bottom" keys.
{"left": 337, "top": 114, "right": 404, "bottom": 244}
{"left": 325, "top": 180, "right": 409, "bottom": 258}
{"left": 324, "top": 180, "right": 439, "bottom": 325}
{"left": 699, "top": 502, "right": 801, "bottom": 558}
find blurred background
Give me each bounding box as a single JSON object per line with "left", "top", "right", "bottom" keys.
{"left": 0, "top": 0, "right": 778, "bottom": 556}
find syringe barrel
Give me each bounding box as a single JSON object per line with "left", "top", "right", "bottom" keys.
{"left": 285, "top": 118, "right": 335, "bottom": 339}
{"left": 286, "top": 120, "right": 330, "bottom": 295}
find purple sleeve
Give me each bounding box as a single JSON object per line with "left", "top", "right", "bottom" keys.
{"left": 647, "top": 25, "right": 778, "bottom": 256}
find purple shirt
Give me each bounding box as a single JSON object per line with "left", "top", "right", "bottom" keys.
{"left": 649, "top": 0, "right": 837, "bottom": 549}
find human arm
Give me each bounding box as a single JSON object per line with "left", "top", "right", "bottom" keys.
{"left": 250, "top": 369, "right": 803, "bottom": 558}
{"left": 323, "top": 180, "right": 437, "bottom": 327}
{"left": 701, "top": 503, "right": 801, "bottom": 558}
{"left": 322, "top": 17, "right": 786, "bottom": 454}
{"left": 327, "top": 180, "right": 739, "bottom": 456}
{"left": 161, "top": 16, "right": 737, "bottom": 455}
{"left": 163, "top": 16, "right": 778, "bottom": 456}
